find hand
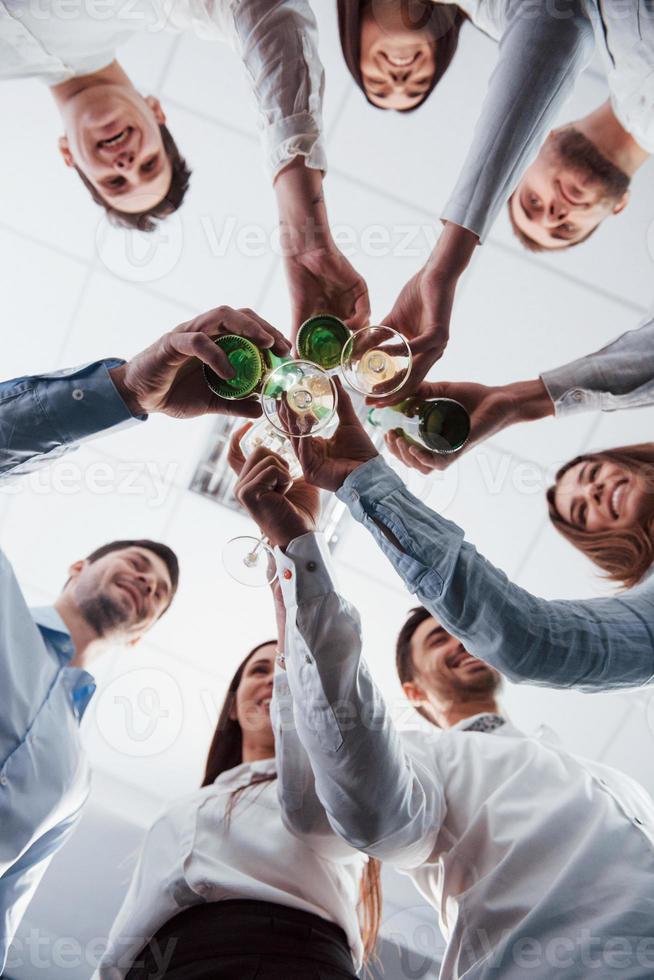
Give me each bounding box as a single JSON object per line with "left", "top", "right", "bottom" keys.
{"left": 227, "top": 423, "right": 320, "bottom": 552}
{"left": 375, "top": 223, "right": 479, "bottom": 406}
{"left": 284, "top": 244, "right": 370, "bottom": 343}
{"left": 385, "top": 379, "right": 554, "bottom": 473}
{"left": 288, "top": 379, "right": 379, "bottom": 492}
{"left": 109, "top": 306, "right": 291, "bottom": 419}
{"left": 231, "top": 443, "right": 320, "bottom": 549}
{"left": 274, "top": 158, "right": 370, "bottom": 342}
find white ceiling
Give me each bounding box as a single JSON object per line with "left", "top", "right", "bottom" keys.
{"left": 2, "top": 8, "right": 654, "bottom": 977}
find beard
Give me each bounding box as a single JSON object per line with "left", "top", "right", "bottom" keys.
{"left": 552, "top": 128, "right": 630, "bottom": 201}
{"left": 78, "top": 592, "right": 130, "bottom": 638}
{"left": 452, "top": 665, "right": 502, "bottom": 698}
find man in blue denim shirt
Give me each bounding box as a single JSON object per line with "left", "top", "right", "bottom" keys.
{"left": 0, "top": 305, "right": 290, "bottom": 972}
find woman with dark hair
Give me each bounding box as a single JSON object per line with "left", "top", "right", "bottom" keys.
{"left": 96, "top": 634, "right": 381, "bottom": 979}
{"left": 335, "top": 0, "right": 598, "bottom": 395}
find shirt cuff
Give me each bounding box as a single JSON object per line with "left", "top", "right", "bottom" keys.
{"left": 34, "top": 359, "right": 143, "bottom": 445}
{"left": 263, "top": 114, "right": 327, "bottom": 179}
{"left": 540, "top": 367, "right": 603, "bottom": 417}
{"left": 274, "top": 532, "right": 335, "bottom": 609}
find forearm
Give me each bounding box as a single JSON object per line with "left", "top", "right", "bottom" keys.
{"left": 276, "top": 533, "right": 442, "bottom": 865}
{"left": 337, "top": 457, "right": 654, "bottom": 691}
{"left": 275, "top": 158, "right": 332, "bottom": 254}
{"left": 541, "top": 316, "right": 654, "bottom": 416}
{"left": 425, "top": 221, "right": 478, "bottom": 281}
{"left": 230, "top": 0, "right": 326, "bottom": 179}
{"left": 0, "top": 360, "right": 140, "bottom": 480}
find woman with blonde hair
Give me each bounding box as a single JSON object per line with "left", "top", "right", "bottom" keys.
{"left": 96, "top": 631, "right": 381, "bottom": 979}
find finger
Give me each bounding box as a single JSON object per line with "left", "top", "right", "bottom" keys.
{"left": 238, "top": 450, "right": 292, "bottom": 492}
{"left": 180, "top": 306, "right": 291, "bottom": 356}
{"left": 235, "top": 308, "right": 292, "bottom": 356}
{"left": 370, "top": 350, "right": 433, "bottom": 408}
{"left": 210, "top": 398, "right": 263, "bottom": 419}
{"left": 237, "top": 461, "right": 293, "bottom": 507}
{"left": 344, "top": 284, "right": 371, "bottom": 332}
{"left": 333, "top": 378, "right": 360, "bottom": 427}
{"left": 385, "top": 431, "right": 434, "bottom": 475}
{"left": 227, "top": 422, "right": 253, "bottom": 475}
{"left": 170, "top": 332, "right": 236, "bottom": 379}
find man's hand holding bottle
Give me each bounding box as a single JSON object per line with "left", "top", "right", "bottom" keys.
{"left": 109, "top": 306, "right": 291, "bottom": 419}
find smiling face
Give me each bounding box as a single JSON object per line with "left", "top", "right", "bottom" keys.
{"left": 230, "top": 645, "right": 276, "bottom": 753}
{"left": 404, "top": 616, "right": 500, "bottom": 722}
{"left": 66, "top": 545, "right": 173, "bottom": 644}
{"left": 58, "top": 87, "right": 172, "bottom": 214}
{"left": 359, "top": 1, "right": 436, "bottom": 110}
{"left": 510, "top": 129, "right": 630, "bottom": 249}
{"left": 553, "top": 457, "right": 652, "bottom": 534}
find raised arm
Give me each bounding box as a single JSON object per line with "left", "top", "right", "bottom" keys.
{"left": 336, "top": 456, "right": 654, "bottom": 692}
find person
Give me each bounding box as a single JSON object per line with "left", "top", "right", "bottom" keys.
{"left": 510, "top": 0, "right": 654, "bottom": 250}
{"left": 231, "top": 445, "right": 654, "bottom": 978}
{"left": 273, "top": 380, "right": 654, "bottom": 691}
{"left": 0, "top": 0, "right": 369, "bottom": 332}
{"left": 382, "top": 313, "right": 654, "bottom": 473}
{"left": 336, "top": 0, "right": 597, "bottom": 391}
{"left": 95, "top": 634, "right": 381, "bottom": 979}
{"left": 0, "top": 305, "right": 290, "bottom": 972}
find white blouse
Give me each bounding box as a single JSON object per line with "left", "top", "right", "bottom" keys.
{"left": 95, "top": 746, "right": 365, "bottom": 979}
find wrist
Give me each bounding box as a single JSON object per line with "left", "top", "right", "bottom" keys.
{"left": 275, "top": 159, "right": 332, "bottom": 256}
{"left": 426, "top": 222, "right": 478, "bottom": 282}
{"left": 108, "top": 364, "right": 144, "bottom": 416}
{"left": 504, "top": 378, "right": 555, "bottom": 423}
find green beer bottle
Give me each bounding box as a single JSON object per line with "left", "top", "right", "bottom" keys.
{"left": 203, "top": 335, "right": 288, "bottom": 399}
{"left": 367, "top": 397, "right": 471, "bottom": 455}
{"left": 296, "top": 315, "right": 351, "bottom": 371}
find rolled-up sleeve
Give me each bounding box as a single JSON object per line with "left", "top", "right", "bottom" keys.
{"left": 0, "top": 360, "right": 142, "bottom": 480}
{"left": 275, "top": 532, "right": 443, "bottom": 868}
{"left": 442, "top": 0, "right": 594, "bottom": 241}
{"left": 337, "top": 457, "right": 654, "bottom": 692}
{"left": 541, "top": 315, "right": 654, "bottom": 416}
{"left": 228, "top": 0, "right": 326, "bottom": 178}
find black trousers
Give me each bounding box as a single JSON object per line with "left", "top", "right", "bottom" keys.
{"left": 124, "top": 899, "right": 359, "bottom": 980}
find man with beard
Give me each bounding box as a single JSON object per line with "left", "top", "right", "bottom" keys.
{"left": 508, "top": 1, "right": 654, "bottom": 251}
{"left": 0, "top": 304, "right": 290, "bottom": 972}
{"left": 231, "top": 449, "right": 654, "bottom": 978}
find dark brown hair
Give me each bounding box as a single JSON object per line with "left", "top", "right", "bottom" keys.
{"left": 83, "top": 538, "right": 179, "bottom": 612}
{"left": 203, "top": 641, "right": 383, "bottom": 962}
{"left": 396, "top": 606, "right": 435, "bottom": 723}
{"left": 74, "top": 123, "right": 191, "bottom": 232}
{"left": 338, "top": 0, "right": 465, "bottom": 111}
{"left": 547, "top": 444, "right": 654, "bottom": 588}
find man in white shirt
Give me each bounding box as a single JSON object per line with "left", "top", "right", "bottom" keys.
{"left": 231, "top": 441, "right": 654, "bottom": 979}
{"left": 509, "top": 0, "right": 654, "bottom": 252}
{"left": 1, "top": 0, "right": 369, "bottom": 330}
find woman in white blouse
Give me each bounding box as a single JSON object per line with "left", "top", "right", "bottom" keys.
{"left": 334, "top": 0, "right": 596, "bottom": 392}
{"left": 97, "top": 640, "right": 381, "bottom": 979}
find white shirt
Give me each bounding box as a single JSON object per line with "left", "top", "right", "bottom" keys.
{"left": 0, "top": 0, "right": 326, "bottom": 176}
{"left": 276, "top": 533, "right": 654, "bottom": 980}
{"left": 96, "top": 750, "right": 366, "bottom": 979}
{"left": 597, "top": 1, "right": 654, "bottom": 152}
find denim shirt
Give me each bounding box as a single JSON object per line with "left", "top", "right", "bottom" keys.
{"left": 337, "top": 456, "right": 654, "bottom": 693}
{"left": 0, "top": 360, "right": 137, "bottom": 971}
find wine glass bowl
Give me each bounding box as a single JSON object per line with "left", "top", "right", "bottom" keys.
{"left": 340, "top": 325, "right": 412, "bottom": 397}
{"left": 222, "top": 535, "right": 277, "bottom": 588}
{"left": 261, "top": 360, "right": 338, "bottom": 437}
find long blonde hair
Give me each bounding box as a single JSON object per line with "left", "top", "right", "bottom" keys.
{"left": 203, "top": 642, "right": 383, "bottom": 962}
{"left": 547, "top": 443, "right": 654, "bottom": 588}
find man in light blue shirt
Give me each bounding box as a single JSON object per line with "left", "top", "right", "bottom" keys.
{"left": 0, "top": 304, "right": 290, "bottom": 972}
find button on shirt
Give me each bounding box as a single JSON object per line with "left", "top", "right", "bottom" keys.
{"left": 95, "top": 755, "right": 365, "bottom": 979}
{"left": 0, "top": 0, "right": 326, "bottom": 177}
{"left": 0, "top": 358, "right": 142, "bottom": 972}
{"left": 335, "top": 456, "right": 654, "bottom": 693}
{"left": 276, "top": 533, "right": 654, "bottom": 978}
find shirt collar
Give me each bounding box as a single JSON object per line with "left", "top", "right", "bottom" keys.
{"left": 214, "top": 757, "right": 277, "bottom": 790}
{"left": 31, "top": 606, "right": 74, "bottom": 661}
{"left": 454, "top": 712, "right": 506, "bottom": 734}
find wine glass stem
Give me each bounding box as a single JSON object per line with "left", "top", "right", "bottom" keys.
{"left": 245, "top": 535, "right": 266, "bottom": 566}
